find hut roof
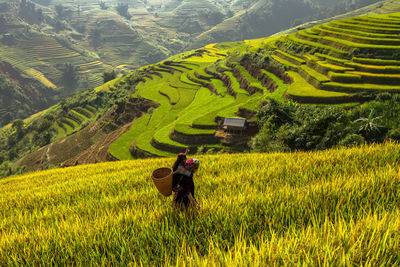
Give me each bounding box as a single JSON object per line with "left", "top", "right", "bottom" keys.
{"left": 223, "top": 117, "right": 246, "bottom": 128}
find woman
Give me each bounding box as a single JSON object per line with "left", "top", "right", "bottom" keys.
{"left": 171, "top": 149, "right": 201, "bottom": 209}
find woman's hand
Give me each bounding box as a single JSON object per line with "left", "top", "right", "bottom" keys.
{"left": 185, "top": 148, "right": 190, "bottom": 155}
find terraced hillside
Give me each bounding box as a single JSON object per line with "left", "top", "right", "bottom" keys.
{"left": 268, "top": 12, "right": 400, "bottom": 103}
{"left": 1, "top": 0, "right": 396, "bottom": 126}
{"left": 7, "top": 10, "right": 400, "bottom": 173}
{"left": 53, "top": 105, "right": 97, "bottom": 140}
{"left": 108, "top": 41, "right": 288, "bottom": 159}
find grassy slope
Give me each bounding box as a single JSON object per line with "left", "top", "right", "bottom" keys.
{"left": 109, "top": 40, "right": 277, "bottom": 159}
{"left": 269, "top": 11, "right": 400, "bottom": 103}
{"left": 0, "top": 143, "right": 399, "bottom": 265}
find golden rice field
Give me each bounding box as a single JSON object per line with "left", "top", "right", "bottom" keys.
{"left": 26, "top": 68, "right": 57, "bottom": 88}
{"left": 0, "top": 143, "right": 399, "bottom": 265}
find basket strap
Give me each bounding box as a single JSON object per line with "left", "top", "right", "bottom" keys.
{"left": 177, "top": 174, "right": 184, "bottom": 185}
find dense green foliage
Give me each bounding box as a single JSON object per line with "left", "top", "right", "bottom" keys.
{"left": 0, "top": 72, "right": 144, "bottom": 177}
{"left": 251, "top": 95, "right": 400, "bottom": 152}
{"left": 115, "top": 3, "right": 130, "bottom": 19}
{"left": 0, "top": 73, "right": 56, "bottom": 127}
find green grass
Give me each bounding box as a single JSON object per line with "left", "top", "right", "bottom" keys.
{"left": 286, "top": 34, "right": 347, "bottom": 57}
{"left": 94, "top": 78, "right": 119, "bottom": 93}
{"left": 352, "top": 57, "right": 400, "bottom": 66}
{"left": 110, "top": 11, "right": 400, "bottom": 157}
{"left": 344, "top": 17, "right": 400, "bottom": 29}
{"left": 210, "top": 79, "right": 229, "bottom": 96}
{"left": 345, "top": 62, "right": 400, "bottom": 74}
{"left": 275, "top": 50, "right": 306, "bottom": 65}
{"left": 260, "top": 70, "right": 289, "bottom": 102}
{"left": 314, "top": 25, "right": 400, "bottom": 46}
{"left": 60, "top": 119, "right": 75, "bottom": 135}
{"left": 195, "top": 67, "right": 214, "bottom": 80}
{"left": 71, "top": 110, "right": 88, "bottom": 121}
{"left": 353, "top": 15, "right": 400, "bottom": 25}
{"left": 239, "top": 94, "right": 263, "bottom": 111}
{"left": 322, "top": 82, "right": 400, "bottom": 92}
{"left": 113, "top": 71, "right": 185, "bottom": 158}
{"left": 321, "top": 23, "right": 400, "bottom": 39}
{"left": 316, "top": 61, "right": 354, "bottom": 73}
{"left": 287, "top": 71, "right": 348, "bottom": 98}
{"left": 330, "top": 20, "right": 400, "bottom": 34}
{"left": 191, "top": 94, "right": 241, "bottom": 128}
{"left": 75, "top": 107, "right": 94, "bottom": 118}
{"left": 174, "top": 124, "right": 216, "bottom": 135}
{"left": 180, "top": 72, "right": 201, "bottom": 86}
{"left": 159, "top": 74, "right": 181, "bottom": 104}
{"left": 328, "top": 72, "right": 362, "bottom": 83}
{"left": 346, "top": 71, "right": 400, "bottom": 83}
{"left": 213, "top": 94, "right": 255, "bottom": 118}
{"left": 223, "top": 71, "right": 249, "bottom": 96}
{"left": 54, "top": 123, "right": 67, "bottom": 140}
{"left": 299, "top": 65, "right": 331, "bottom": 83}
{"left": 271, "top": 55, "right": 298, "bottom": 70}
{"left": 236, "top": 65, "right": 270, "bottom": 92}
{"left": 1, "top": 143, "right": 400, "bottom": 265}
{"left": 152, "top": 88, "right": 235, "bottom": 149}
{"left": 297, "top": 29, "right": 400, "bottom": 52}
{"left": 314, "top": 53, "right": 348, "bottom": 65}
{"left": 109, "top": 113, "right": 153, "bottom": 160}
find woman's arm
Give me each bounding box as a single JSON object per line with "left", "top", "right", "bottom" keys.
{"left": 173, "top": 167, "right": 186, "bottom": 174}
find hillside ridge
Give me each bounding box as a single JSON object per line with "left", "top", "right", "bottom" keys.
{"left": 0, "top": 0, "right": 389, "bottom": 125}
{"left": 3, "top": 4, "right": 400, "bottom": 175}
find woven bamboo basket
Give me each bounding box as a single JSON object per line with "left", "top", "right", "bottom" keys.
{"left": 152, "top": 167, "right": 173, "bottom": 197}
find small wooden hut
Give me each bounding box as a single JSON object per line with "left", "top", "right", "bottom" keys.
{"left": 222, "top": 117, "right": 246, "bottom": 134}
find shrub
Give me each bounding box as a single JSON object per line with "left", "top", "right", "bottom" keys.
{"left": 102, "top": 70, "right": 117, "bottom": 84}
{"left": 116, "top": 3, "right": 131, "bottom": 19}
{"left": 338, "top": 134, "right": 365, "bottom": 147}
{"left": 388, "top": 128, "right": 400, "bottom": 141}
{"left": 250, "top": 121, "right": 285, "bottom": 152}
{"left": 256, "top": 98, "right": 294, "bottom": 127}
{"left": 375, "top": 92, "right": 392, "bottom": 102}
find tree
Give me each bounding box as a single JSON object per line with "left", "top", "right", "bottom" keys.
{"left": 99, "top": 1, "right": 108, "bottom": 10}
{"left": 61, "top": 63, "right": 78, "bottom": 90}
{"left": 116, "top": 3, "right": 131, "bottom": 19}
{"left": 90, "top": 28, "right": 102, "bottom": 48}
{"left": 338, "top": 134, "right": 365, "bottom": 148}
{"left": 55, "top": 4, "right": 64, "bottom": 17}
{"left": 102, "top": 70, "right": 117, "bottom": 84}
{"left": 354, "top": 109, "right": 383, "bottom": 142}
{"left": 12, "top": 119, "right": 24, "bottom": 131}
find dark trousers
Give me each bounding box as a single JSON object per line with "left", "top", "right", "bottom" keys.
{"left": 174, "top": 191, "right": 190, "bottom": 208}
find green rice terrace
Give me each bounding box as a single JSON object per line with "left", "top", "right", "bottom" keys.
{"left": 53, "top": 105, "right": 97, "bottom": 139}
{"left": 108, "top": 41, "right": 287, "bottom": 159}
{"left": 0, "top": 34, "right": 112, "bottom": 89}
{"left": 269, "top": 12, "right": 400, "bottom": 103}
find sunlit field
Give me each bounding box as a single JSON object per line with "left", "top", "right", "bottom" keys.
{"left": 0, "top": 142, "right": 399, "bottom": 265}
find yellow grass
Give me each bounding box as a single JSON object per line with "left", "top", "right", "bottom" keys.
{"left": 26, "top": 68, "right": 56, "bottom": 88}
{"left": 0, "top": 143, "right": 399, "bottom": 265}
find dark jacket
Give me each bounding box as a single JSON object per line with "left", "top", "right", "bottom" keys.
{"left": 172, "top": 153, "right": 196, "bottom": 207}
{"left": 172, "top": 153, "right": 187, "bottom": 189}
